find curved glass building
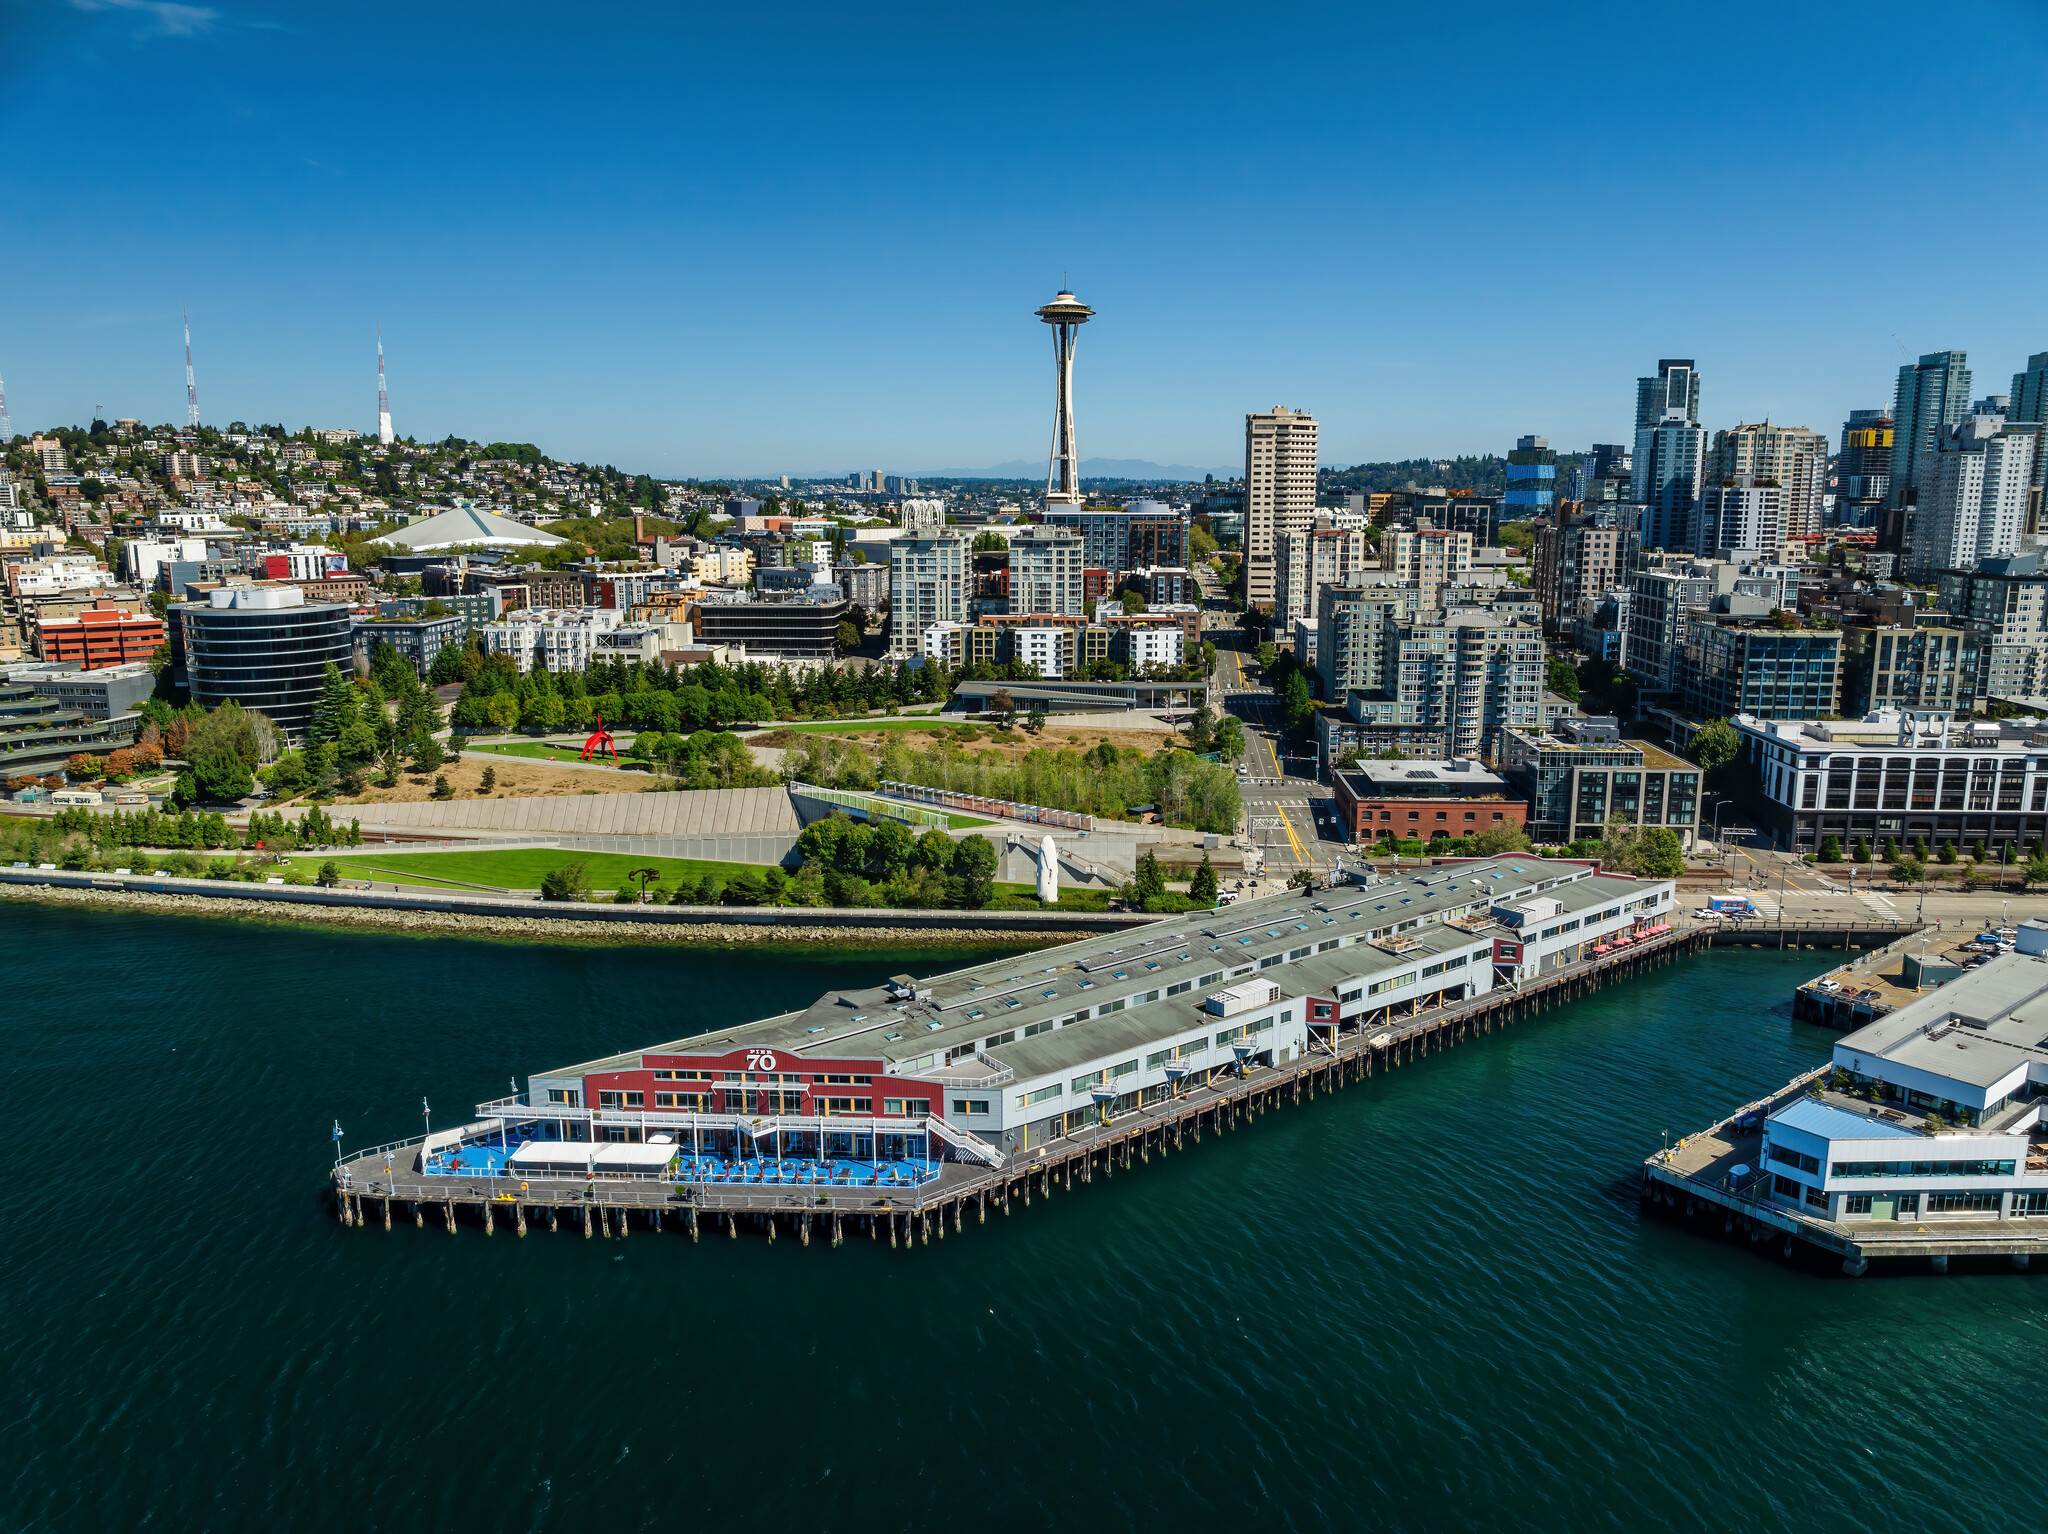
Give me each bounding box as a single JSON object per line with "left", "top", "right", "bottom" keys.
{"left": 175, "top": 587, "right": 353, "bottom": 740}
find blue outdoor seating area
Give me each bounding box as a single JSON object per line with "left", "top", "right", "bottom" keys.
{"left": 423, "top": 1144, "right": 517, "bottom": 1177}
{"left": 419, "top": 1126, "right": 941, "bottom": 1186}
{"left": 673, "top": 1155, "right": 939, "bottom": 1187}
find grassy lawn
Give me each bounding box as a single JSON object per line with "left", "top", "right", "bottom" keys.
{"left": 987, "top": 883, "right": 1115, "bottom": 912}
{"left": 308, "top": 850, "right": 1115, "bottom": 911}
{"left": 316, "top": 848, "right": 751, "bottom": 892}
{"left": 468, "top": 740, "right": 644, "bottom": 766}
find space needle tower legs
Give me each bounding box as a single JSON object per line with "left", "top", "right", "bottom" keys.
{"left": 1035, "top": 288, "right": 1094, "bottom": 507}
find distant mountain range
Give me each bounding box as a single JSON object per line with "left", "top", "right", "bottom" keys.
{"left": 913, "top": 457, "right": 1239, "bottom": 482}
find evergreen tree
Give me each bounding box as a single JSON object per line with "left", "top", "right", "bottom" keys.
{"left": 1134, "top": 848, "right": 1167, "bottom": 906}
{"left": 308, "top": 663, "right": 358, "bottom": 747}
{"left": 952, "top": 835, "right": 997, "bottom": 908}
{"left": 1190, "top": 852, "right": 1219, "bottom": 904}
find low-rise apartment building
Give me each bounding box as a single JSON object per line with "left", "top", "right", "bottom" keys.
{"left": 1678, "top": 615, "right": 1842, "bottom": 722}
{"left": 1839, "top": 620, "right": 1977, "bottom": 716}
{"left": 1500, "top": 720, "right": 1702, "bottom": 847}
{"left": 354, "top": 612, "right": 467, "bottom": 677}
{"left": 1936, "top": 551, "right": 2048, "bottom": 703}
{"left": 39, "top": 607, "right": 165, "bottom": 670}
{"left": 479, "top": 607, "right": 625, "bottom": 673}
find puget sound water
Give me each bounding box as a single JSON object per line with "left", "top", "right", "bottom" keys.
{"left": 2, "top": 902, "right": 2044, "bottom": 1532}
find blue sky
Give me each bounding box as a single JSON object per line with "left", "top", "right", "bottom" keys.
{"left": 4, "top": 1, "right": 2048, "bottom": 478}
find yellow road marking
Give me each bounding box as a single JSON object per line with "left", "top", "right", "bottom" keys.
{"left": 1274, "top": 802, "right": 1307, "bottom": 862}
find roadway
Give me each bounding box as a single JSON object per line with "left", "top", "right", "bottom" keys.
{"left": 1202, "top": 602, "right": 1332, "bottom": 884}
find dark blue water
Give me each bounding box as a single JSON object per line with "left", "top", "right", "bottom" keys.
{"left": 1, "top": 903, "right": 2041, "bottom": 1532}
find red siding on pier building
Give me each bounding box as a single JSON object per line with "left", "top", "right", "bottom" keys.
{"left": 583, "top": 1044, "right": 941, "bottom": 1122}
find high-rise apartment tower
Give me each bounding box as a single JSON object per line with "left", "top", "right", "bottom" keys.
{"left": 1244, "top": 405, "right": 1318, "bottom": 608}
{"left": 2007, "top": 351, "right": 2048, "bottom": 532}
{"left": 1890, "top": 349, "right": 1971, "bottom": 559}
{"left": 1632, "top": 359, "right": 1706, "bottom": 552}
{"left": 1505, "top": 434, "right": 1555, "bottom": 519}
{"left": 1703, "top": 422, "right": 1829, "bottom": 547}
{"left": 1635, "top": 360, "right": 1700, "bottom": 430}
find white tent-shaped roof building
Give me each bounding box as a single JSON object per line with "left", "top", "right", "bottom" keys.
{"left": 379, "top": 506, "right": 570, "bottom": 552}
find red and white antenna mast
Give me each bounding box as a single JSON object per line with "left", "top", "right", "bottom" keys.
{"left": 376, "top": 326, "right": 393, "bottom": 445}
{"left": 183, "top": 305, "right": 199, "bottom": 428}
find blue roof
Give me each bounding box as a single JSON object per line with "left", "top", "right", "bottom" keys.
{"left": 1769, "top": 1096, "right": 1919, "bottom": 1142}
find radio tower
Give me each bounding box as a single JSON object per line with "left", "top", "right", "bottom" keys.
{"left": 376, "top": 327, "right": 393, "bottom": 445}
{"left": 183, "top": 305, "right": 199, "bottom": 429}
{"left": 0, "top": 360, "right": 11, "bottom": 442}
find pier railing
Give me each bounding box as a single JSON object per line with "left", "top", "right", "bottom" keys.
{"left": 911, "top": 1054, "right": 1016, "bottom": 1088}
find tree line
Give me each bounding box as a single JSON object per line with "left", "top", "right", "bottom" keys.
{"left": 781, "top": 732, "right": 1241, "bottom": 836}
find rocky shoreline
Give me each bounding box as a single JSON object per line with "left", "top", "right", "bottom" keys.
{"left": 0, "top": 881, "right": 1075, "bottom": 950}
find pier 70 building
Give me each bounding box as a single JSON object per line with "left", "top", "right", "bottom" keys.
{"left": 458, "top": 859, "right": 1678, "bottom": 1169}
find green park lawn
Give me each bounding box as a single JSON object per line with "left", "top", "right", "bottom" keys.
{"left": 468, "top": 740, "right": 643, "bottom": 765}
{"left": 312, "top": 848, "right": 1108, "bottom": 909}
{"left": 988, "top": 883, "right": 1114, "bottom": 911}
{"left": 316, "top": 848, "right": 737, "bottom": 892}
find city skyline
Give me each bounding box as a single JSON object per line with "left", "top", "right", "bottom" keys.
{"left": 3, "top": 2, "right": 2047, "bottom": 477}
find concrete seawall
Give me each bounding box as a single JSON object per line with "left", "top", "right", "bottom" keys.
{"left": 0, "top": 866, "right": 1155, "bottom": 943}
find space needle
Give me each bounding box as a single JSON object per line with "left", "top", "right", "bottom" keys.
{"left": 1035, "top": 288, "right": 1094, "bottom": 507}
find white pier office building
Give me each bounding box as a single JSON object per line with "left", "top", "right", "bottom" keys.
{"left": 487, "top": 858, "right": 1678, "bottom": 1162}
{"left": 1759, "top": 945, "right": 2048, "bottom": 1225}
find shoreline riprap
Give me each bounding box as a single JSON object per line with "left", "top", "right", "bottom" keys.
{"left": 0, "top": 881, "right": 1076, "bottom": 950}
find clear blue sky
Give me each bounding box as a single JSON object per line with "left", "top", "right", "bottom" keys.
{"left": 5, "top": 1, "right": 2048, "bottom": 479}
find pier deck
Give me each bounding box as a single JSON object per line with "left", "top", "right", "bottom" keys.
{"left": 1790, "top": 928, "right": 1998, "bottom": 1030}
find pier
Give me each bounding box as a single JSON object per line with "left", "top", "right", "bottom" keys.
{"left": 332, "top": 915, "right": 1925, "bottom": 1246}
{"left": 1640, "top": 1073, "right": 2048, "bottom": 1276}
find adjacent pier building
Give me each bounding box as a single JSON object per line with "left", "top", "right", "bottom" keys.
{"left": 1646, "top": 927, "right": 2048, "bottom": 1272}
